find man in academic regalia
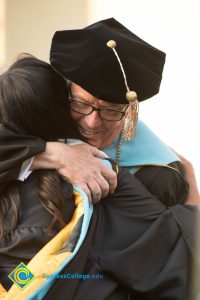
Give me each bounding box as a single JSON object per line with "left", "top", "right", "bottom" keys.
{"left": 0, "top": 18, "right": 189, "bottom": 207}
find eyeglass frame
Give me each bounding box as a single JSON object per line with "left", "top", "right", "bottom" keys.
{"left": 68, "top": 98, "right": 129, "bottom": 121}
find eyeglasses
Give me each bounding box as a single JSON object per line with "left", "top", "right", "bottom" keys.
{"left": 68, "top": 98, "right": 128, "bottom": 121}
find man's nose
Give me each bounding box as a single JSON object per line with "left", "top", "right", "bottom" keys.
{"left": 84, "top": 111, "right": 102, "bottom": 128}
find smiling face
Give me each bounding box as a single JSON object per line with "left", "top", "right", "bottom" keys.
{"left": 69, "top": 83, "right": 128, "bottom": 149}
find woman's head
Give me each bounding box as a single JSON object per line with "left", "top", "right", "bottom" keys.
{"left": 0, "top": 54, "right": 80, "bottom": 141}
{"left": 0, "top": 54, "right": 78, "bottom": 238}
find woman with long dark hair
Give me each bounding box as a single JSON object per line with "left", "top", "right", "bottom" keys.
{"left": 0, "top": 54, "right": 81, "bottom": 288}
{"left": 0, "top": 55, "right": 199, "bottom": 300}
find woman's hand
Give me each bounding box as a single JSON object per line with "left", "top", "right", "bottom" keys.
{"left": 178, "top": 154, "right": 200, "bottom": 209}
{"left": 32, "top": 142, "right": 117, "bottom": 204}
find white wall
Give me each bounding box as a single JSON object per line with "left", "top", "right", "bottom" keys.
{"left": 1, "top": 0, "right": 89, "bottom": 70}
{"left": 87, "top": 0, "right": 200, "bottom": 186}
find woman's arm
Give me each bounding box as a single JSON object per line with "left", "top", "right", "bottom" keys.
{"left": 0, "top": 124, "right": 45, "bottom": 191}
{"left": 135, "top": 161, "right": 189, "bottom": 206}
{"left": 178, "top": 154, "right": 200, "bottom": 209}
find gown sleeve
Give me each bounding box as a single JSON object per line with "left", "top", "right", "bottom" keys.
{"left": 135, "top": 161, "right": 189, "bottom": 206}
{"left": 0, "top": 124, "right": 45, "bottom": 193}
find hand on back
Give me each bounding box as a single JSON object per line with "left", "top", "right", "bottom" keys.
{"left": 32, "top": 142, "right": 117, "bottom": 204}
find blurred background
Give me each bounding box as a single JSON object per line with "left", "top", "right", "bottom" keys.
{"left": 0, "top": 0, "right": 199, "bottom": 186}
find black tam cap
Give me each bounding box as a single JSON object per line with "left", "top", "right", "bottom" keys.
{"left": 50, "top": 18, "right": 166, "bottom": 104}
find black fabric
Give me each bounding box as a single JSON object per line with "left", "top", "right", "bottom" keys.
{"left": 0, "top": 125, "right": 199, "bottom": 298}
{"left": 0, "top": 171, "right": 75, "bottom": 290}
{"left": 43, "top": 168, "right": 200, "bottom": 300}
{"left": 135, "top": 161, "right": 189, "bottom": 206}
{"left": 0, "top": 124, "right": 45, "bottom": 194}
{"left": 0, "top": 168, "right": 199, "bottom": 299}
{"left": 50, "top": 18, "right": 166, "bottom": 104}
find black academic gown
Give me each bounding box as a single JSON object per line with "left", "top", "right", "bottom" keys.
{"left": 0, "top": 124, "right": 46, "bottom": 194}
{"left": 0, "top": 125, "right": 199, "bottom": 299}
{"left": 44, "top": 168, "right": 200, "bottom": 300}
{"left": 0, "top": 167, "right": 199, "bottom": 300}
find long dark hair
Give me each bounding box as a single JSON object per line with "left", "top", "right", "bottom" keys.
{"left": 0, "top": 54, "right": 81, "bottom": 238}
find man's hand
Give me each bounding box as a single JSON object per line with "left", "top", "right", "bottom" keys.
{"left": 32, "top": 142, "right": 117, "bottom": 203}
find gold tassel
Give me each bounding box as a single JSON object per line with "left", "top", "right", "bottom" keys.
{"left": 124, "top": 99, "right": 139, "bottom": 141}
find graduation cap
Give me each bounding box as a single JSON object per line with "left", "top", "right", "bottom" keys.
{"left": 50, "top": 18, "right": 166, "bottom": 105}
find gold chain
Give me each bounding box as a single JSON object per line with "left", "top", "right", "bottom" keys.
{"left": 116, "top": 125, "right": 125, "bottom": 167}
